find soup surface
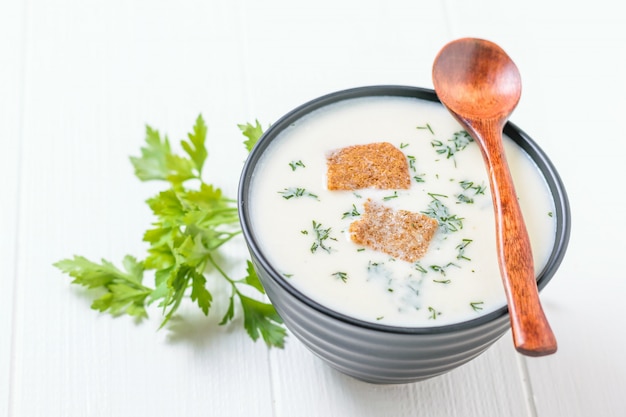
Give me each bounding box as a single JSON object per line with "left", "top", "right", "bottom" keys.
{"left": 249, "top": 96, "right": 555, "bottom": 327}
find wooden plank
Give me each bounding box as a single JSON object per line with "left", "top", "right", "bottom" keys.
{"left": 514, "top": 12, "right": 626, "bottom": 417}
{"left": 270, "top": 336, "right": 530, "bottom": 417}
{"left": 7, "top": 0, "right": 625, "bottom": 415}
{"left": 9, "top": 1, "right": 274, "bottom": 416}
{"left": 238, "top": 0, "right": 451, "bottom": 122}
{"left": 0, "top": 1, "right": 26, "bottom": 415}
{"left": 444, "top": 0, "right": 626, "bottom": 415}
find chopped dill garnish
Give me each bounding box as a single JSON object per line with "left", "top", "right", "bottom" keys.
{"left": 430, "top": 262, "right": 459, "bottom": 276}
{"left": 407, "top": 155, "right": 417, "bottom": 171}
{"left": 332, "top": 271, "right": 348, "bottom": 282}
{"left": 421, "top": 197, "right": 464, "bottom": 233}
{"left": 278, "top": 187, "right": 318, "bottom": 200}
{"left": 413, "top": 174, "right": 426, "bottom": 183}
{"left": 416, "top": 123, "right": 434, "bottom": 134}
{"left": 428, "top": 192, "right": 448, "bottom": 200}
{"left": 288, "top": 160, "right": 306, "bottom": 170}
{"left": 470, "top": 301, "right": 484, "bottom": 312}
{"left": 428, "top": 306, "right": 441, "bottom": 319}
{"left": 367, "top": 260, "right": 382, "bottom": 271}
{"left": 459, "top": 180, "right": 486, "bottom": 195}
{"left": 309, "top": 220, "right": 336, "bottom": 254}
{"left": 457, "top": 180, "right": 486, "bottom": 204}
{"left": 342, "top": 204, "right": 361, "bottom": 219}
{"left": 456, "top": 238, "right": 473, "bottom": 261}
{"left": 456, "top": 194, "right": 474, "bottom": 204}
{"left": 383, "top": 191, "right": 399, "bottom": 201}
{"left": 430, "top": 130, "right": 473, "bottom": 160}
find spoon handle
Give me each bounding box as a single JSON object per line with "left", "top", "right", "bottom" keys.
{"left": 466, "top": 119, "right": 557, "bottom": 357}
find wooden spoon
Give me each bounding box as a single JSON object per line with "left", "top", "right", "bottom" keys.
{"left": 432, "top": 38, "right": 557, "bottom": 356}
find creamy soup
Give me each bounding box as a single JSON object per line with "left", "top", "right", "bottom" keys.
{"left": 249, "top": 96, "right": 556, "bottom": 327}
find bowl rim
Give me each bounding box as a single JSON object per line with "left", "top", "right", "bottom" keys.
{"left": 238, "top": 84, "right": 571, "bottom": 335}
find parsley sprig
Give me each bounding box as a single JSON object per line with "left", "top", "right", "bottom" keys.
{"left": 54, "top": 115, "right": 286, "bottom": 348}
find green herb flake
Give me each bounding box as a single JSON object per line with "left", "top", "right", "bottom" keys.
{"left": 457, "top": 180, "right": 486, "bottom": 203}
{"left": 421, "top": 197, "right": 464, "bottom": 233}
{"left": 413, "top": 262, "right": 428, "bottom": 274}
{"left": 367, "top": 260, "right": 381, "bottom": 271}
{"left": 430, "top": 130, "right": 473, "bottom": 160}
{"left": 428, "top": 306, "right": 441, "bottom": 319}
{"left": 456, "top": 239, "right": 473, "bottom": 261}
{"left": 278, "top": 187, "right": 319, "bottom": 200}
{"left": 430, "top": 262, "right": 460, "bottom": 276}
{"left": 332, "top": 271, "right": 348, "bottom": 282}
{"left": 289, "top": 160, "right": 306, "bottom": 170}
{"left": 470, "top": 301, "right": 484, "bottom": 312}
{"left": 416, "top": 123, "right": 434, "bottom": 135}
{"left": 342, "top": 204, "right": 361, "bottom": 219}
{"left": 456, "top": 194, "right": 474, "bottom": 204}
{"left": 383, "top": 191, "right": 399, "bottom": 201}
{"left": 460, "top": 180, "right": 486, "bottom": 195}
{"left": 407, "top": 155, "right": 417, "bottom": 171}
{"left": 310, "top": 220, "right": 336, "bottom": 254}
{"left": 413, "top": 174, "right": 426, "bottom": 183}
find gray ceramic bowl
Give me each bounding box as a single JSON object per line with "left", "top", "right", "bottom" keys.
{"left": 238, "top": 85, "right": 571, "bottom": 384}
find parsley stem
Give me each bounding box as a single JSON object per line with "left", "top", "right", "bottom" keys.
{"left": 205, "top": 253, "right": 235, "bottom": 285}
{"left": 205, "top": 253, "right": 247, "bottom": 301}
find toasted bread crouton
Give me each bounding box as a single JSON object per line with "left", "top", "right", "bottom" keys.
{"left": 349, "top": 199, "right": 438, "bottom": 262}
{"left": 326, "top": 142, "right": 410, "bottom": 190}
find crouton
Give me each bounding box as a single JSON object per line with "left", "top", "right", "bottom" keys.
{"left": 327, "top": 142, "right": 410, "bottom": 190}
{"left": 349, "top": 199, "right": 438, "bottom": 262}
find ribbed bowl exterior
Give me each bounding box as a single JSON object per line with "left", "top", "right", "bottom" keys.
{"left": 238, "top": 85, "right": 571, "bottom": 384}
{"left": 250, "top": 249, "right": 510, "bottom": 384}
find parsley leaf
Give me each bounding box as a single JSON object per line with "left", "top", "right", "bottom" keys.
{"left": 181, "top": 114, "right": 208, "bottom": 176}
{"left": 242, "top": 260, "right": 265, "bottom": 294}
{"left": 238, "top": 120, "right": 265, "bottom": 152}
{"left": 130, "top": 115, "right": 206, "bottom": 186}
{"left": 129, "top": 126, "right": 171, "bottom": 182}
{"left": 55, "top": 115, "right": 286, "bottom": 348}
{"left": 54, "top": 255, "right": 151, "bottom": 318}
{"left": 240, "top": 294, "right": 286, "bottom": 348}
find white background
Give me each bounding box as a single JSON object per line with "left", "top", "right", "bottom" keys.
{"left": 1, "top": 1, "right": 624, "bottom": 416}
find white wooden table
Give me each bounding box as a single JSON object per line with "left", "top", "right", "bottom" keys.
{"left": 2, "top": 1, "right": 625, "bottom": 416}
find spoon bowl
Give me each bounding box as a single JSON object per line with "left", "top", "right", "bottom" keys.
{"left": 433, "top": 39, "right": 522, "bottom": 120}
{"left": 433, "top": 38, "right": 557, "bottom": 356}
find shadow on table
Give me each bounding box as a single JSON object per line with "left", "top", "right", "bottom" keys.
{"left": 161, "top": 303, "right": 246, "bottom": 349}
